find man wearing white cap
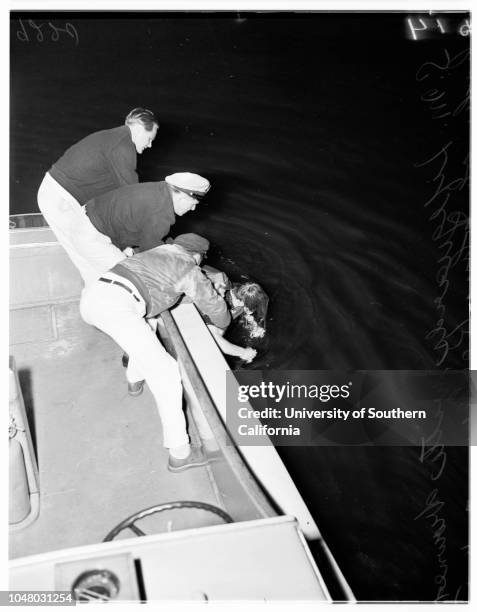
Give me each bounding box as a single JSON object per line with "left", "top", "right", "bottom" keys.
{"left": 80, "top": 233, "right": 229, "bottom": 472}
{"left": 85, "top": 172, "right": 210, "bottom": 254}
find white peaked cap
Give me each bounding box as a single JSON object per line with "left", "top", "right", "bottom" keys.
{"left": 165, "top": 172, "right": 211, "bottom": 196}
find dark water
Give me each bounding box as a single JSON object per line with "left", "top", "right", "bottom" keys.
{"left": 10, "top": 13, "right": 469, "bottom": 601}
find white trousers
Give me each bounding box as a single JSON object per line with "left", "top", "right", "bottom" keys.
{"left": 80, "top": 273, "right": 189, "bottom": 449}
{"left": 37, "top": 173, "right": 126, "bottom": 286}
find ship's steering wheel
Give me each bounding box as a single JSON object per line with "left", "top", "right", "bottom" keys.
{"left": 103, "top": 501, "right": 234, "bottom": 542}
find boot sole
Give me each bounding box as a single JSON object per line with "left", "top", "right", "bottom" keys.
{"left": 167, "top": 458, "right": 209, "bottom": 473}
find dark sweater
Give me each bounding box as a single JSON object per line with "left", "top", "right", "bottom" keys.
{"left": 86, "top": 182, "right": 175, "bottom": 252}
{"left": 49, "top": 126, "right": 138, "bottom": 205}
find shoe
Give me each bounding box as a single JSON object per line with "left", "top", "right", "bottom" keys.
{"left": 168, "top": 446, "right": 209, "bottom": 473}
{"left": 128, "top": 380, "right": 145, "bottom": 396}
{"left": 122, "top": 353, "right": 129, "bottom": 368}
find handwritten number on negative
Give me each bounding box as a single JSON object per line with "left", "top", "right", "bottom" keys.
{"left": 16, "top": 19, "right": 79, "bottom": 46}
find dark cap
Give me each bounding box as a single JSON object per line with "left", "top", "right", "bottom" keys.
{"left": 173, "top": 233, "right": 210, "bottom": 255}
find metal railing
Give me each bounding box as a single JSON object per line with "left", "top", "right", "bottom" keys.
{"left": 10, "top": 213, "right": 48, "bottom": 230}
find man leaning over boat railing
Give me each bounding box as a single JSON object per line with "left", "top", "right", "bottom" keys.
{"left": 37, "top": 108, "right": 159, "bottom": 286}
{"left": 79, "top": 233, "right": 256, "bottom": 472}
{"left": 35, "top": 109, "right": 265, "bottom": 470}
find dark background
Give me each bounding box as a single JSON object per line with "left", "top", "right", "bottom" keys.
{"left": 10, "top": 12, "right": 470, "bottom": 601}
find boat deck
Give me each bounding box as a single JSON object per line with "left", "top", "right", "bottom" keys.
{"left": 10, "top": 310, "right": 223, "bottom": 559}
{"left": 9, "top": 222, "right": 354, "bottom": 601}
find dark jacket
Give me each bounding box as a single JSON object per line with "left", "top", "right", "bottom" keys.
{"left": 49, "top": 126, "right": 137, "bottom": 205}
{"left": 86, "top": 182, "right": 175, "bottom": 252}
{"left": 111, "top": 244, "right": 231, "bottom": 329}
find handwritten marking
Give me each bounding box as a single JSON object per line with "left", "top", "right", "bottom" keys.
{"left": 419, "top": 401, "right": 446, "bottom": 480}
{"left": 16, "top": 19, "right": 79, "bottom": 46}
{"left": 414, "top": 489, "right": 449, "bottom": 600}
{"left": 416, "top": 49, "right": 470, "bottom": 120}
{"left": 415, "top": 48, "right": 469, "bottom": 366}
{"left": 459, "top": 19, "right": 471, "bottom": 37}
{"left": 408, "top": 17, "right": 428, "bottom": 41}
{"left": 416, "top": 142, "right": 469, "bottom": 366}
{"left": 407, "top": 16, "right": 471, "bottom": 40}
{"left": 414, "top": 43, "right": 469, "bottom": 601}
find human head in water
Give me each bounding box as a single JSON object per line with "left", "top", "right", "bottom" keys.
{"left": 229, "top": 282, "right": 269, "bottom": 333}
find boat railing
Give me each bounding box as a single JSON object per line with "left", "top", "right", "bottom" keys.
{"left": 159, "top": 309, "right": 278, "bottom": 521}
{"left": 9, "top": 217, "right": 318, "bottom": 538}
{"left": 9, "top": 213, "right": 49, "bottom": 230}
{"left": 8, "top": 216, "right": 355, "bottom": 601}
{"left": 9, "top": 356, "right": 40, "bottom": 531}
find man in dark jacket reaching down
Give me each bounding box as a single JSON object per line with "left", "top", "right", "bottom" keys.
{"left": 85, "top": 172, "right": 210, "bottom": 254}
